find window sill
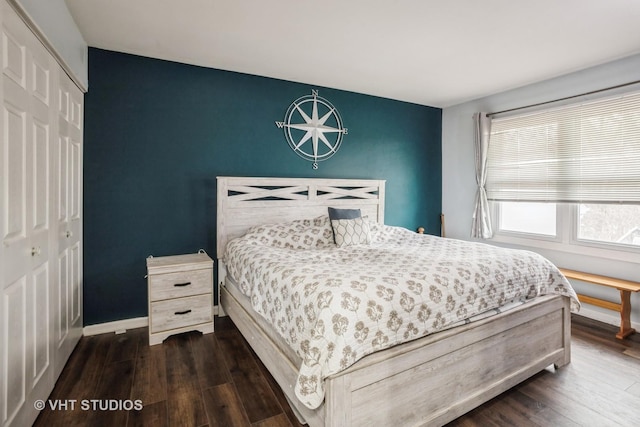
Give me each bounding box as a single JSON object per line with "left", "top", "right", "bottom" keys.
{"left": 490, "top": 232, "right": 640, "bottom": 265}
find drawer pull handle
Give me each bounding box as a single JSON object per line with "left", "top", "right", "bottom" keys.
{"left": 174, "top": 282, "right": 192, "bottom": 287}
{"left": 175, "top": 309, "right": 192, "bottom": 315}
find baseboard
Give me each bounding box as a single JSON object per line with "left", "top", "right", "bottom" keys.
{"left": 81, "top": 305, "right": 632, "bottom": 336}
{"left": 82, "top": 305, "right": 220, "bottom": 336}
{"left": 83, "top": 316, "right": 149, "bottom": 336}
{"left": 575, "top": 306, "right": 640, "bottom": 331}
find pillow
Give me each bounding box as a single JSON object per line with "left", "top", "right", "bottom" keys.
{"left": 328, "top": 207, "right": 362, "bottom": 220}
{"left": 245, "top": 216, "right": 334, "bottom": 249}
{"left": 328, "top": 207, "right": 362, "bottom": 244}
{"left": 331, "top": 217, "right": 372, "bottom": 247}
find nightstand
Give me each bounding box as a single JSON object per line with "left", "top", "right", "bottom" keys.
{"left": 146, "top": 251, "right": 214, "bottom": 345}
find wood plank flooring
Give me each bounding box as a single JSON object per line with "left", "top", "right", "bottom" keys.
{"left": 34, "top": 314, "right": 640, "bottom": 427}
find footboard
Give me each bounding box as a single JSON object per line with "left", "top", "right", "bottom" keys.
{"left": 221, "top": 278, "right": 571, "bottom": 427}
{"left": 323, "top": 294, "right": 571, "bottom": 427}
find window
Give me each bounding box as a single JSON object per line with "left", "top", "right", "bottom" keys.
{"left": 498, "top": 201, "right": 556, "bottom": 237}
{"left": 487, "top": 90, "right": 640, "bottom": 256}
{"left": 577, "top": 204, "right": 640, "bottom": 247}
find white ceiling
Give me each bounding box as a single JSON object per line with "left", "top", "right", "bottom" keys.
{"left": 64, "top": 0, "right": 640, "bottom": 108}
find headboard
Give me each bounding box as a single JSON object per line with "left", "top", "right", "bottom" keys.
{"left": 216, "top": 176, "right": 386, "bottom": 259}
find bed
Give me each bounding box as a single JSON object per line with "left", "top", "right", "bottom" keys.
{"left": 216, "top": 176, "right": 577, "bottom": 427}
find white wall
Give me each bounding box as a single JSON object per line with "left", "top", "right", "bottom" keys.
{"left": 13, "top": 0, "right": 87, "bottom": 90}
{"left": 442, "top": 53, "right": 640, "bottom": 329}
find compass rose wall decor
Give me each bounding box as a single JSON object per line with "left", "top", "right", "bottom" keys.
{"left": 276, "top": 90, "right": 348, "bottom": 169}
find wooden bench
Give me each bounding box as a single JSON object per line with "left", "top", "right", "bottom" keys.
{"left": 560, "top": 268, "right": 640, "bottom": 339}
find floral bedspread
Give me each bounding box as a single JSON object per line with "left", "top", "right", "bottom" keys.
{"left": 223, "top": 216, "right": 579, "bottom": 409}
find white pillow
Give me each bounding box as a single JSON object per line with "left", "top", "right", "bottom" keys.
{"left": 246, "top": 216, "right": 334, "bottom": 249}
{"left": 331, "top": 217, "right": 372, "bottom": 247}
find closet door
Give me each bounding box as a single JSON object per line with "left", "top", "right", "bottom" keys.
{"left": 0, "top": 1, "right": 82, "bottom": 424}
{"left": 55, "top": 66, "right": 83, "bottom": 377}
{"left": 0, "top": 4, "right": 55, "bottom": 426}
{"left": 0, "top": 1, "right": 84, "bottom": 425}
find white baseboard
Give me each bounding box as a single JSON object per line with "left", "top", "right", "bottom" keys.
{"left": 82, "top": 305, "right": 632, "bottom": 337}
{"left": 575, "top": 305, "right": 640, "bottom": 331}
{"left": 82, "top": 305, "right": 220, "bottom": 336}
{"left": 83, "top": 316, "right": 149, "bottom": 336}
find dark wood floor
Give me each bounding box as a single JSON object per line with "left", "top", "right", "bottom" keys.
{"left": 34, "top": 314, "right": 640, "bottom": 427}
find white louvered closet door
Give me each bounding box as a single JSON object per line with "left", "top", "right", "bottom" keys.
{"left": 0, "top": 1, "right": 83, "bottom": 426}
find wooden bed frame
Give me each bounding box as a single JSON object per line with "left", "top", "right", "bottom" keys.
{"left": 216, "top": 176, "right": 572, "bottom": 427}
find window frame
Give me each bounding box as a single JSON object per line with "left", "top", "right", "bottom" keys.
{"left": 491, "top": 201, "right": 640, "bottom": 264}
{"left": 492, "top": 201, "right": 562, "bottom": 243}
{"left": 571, "top": 203, "right": 640, "bottom": 254}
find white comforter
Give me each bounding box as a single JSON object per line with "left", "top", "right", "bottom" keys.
{"left": 224, "top": 217, "right": 579, "bottom": 409}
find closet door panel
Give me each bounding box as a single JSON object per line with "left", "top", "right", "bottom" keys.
{"left": 70, "top": 241, "right": 80, "bottom": 323}
{"left": 32, "top": 261, "right": 50, "bottom": 384}
{"left": 29, "top": 117, "right": 50, "bottom": 267}
{"left": 1, "top": 266, "right": 52, "bottom": 427}
{"left": 2, "top": 94, "right": 29, "bottom": 286}
{"left": 57, "top": 136, "right": 67, "bottom": 223}
{"left": 31, "top": 51, "right": 50, "bottom": 107}
{"left": 56, "top": 248, "right": 68, "bottom": 346}
{"left": 68, "top": 85, "right": 82, "bottom": 330}
{"left": 2, "top": 103, "right": 26, "bottom": 245}
{"left": 32, "top": 120, "right": 48, "bottom": 231}
{"left": 1, "top": 277, "right": 26, "bottom": 426}
{"left": 69, "top": 137, "right": 80, "bottom": 220}
{"left": 2, "top": 22, "right": 26, "bottom": 89}
{"left": 55, "top": 71, "right": 82, "bottom": 375}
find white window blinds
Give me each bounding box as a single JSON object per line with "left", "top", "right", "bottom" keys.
{"left": 486, "top": 91, "right": 640, "bottom": 204}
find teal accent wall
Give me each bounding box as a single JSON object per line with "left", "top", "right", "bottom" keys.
{"left": 84, "top": 48, "right": 442, "bottom": 325}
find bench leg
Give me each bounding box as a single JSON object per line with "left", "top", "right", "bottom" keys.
{"left": 616, "top": 290, "right": 636, "bottom": 340}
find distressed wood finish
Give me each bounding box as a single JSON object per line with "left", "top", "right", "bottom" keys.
{"left": 221, "top": 284, "right": 572, "bottom": 427}
{"left": 215, "top": 176, "right": 572, "bottom": 427}
{"left": 216, "top": 176, "right": 386, "bottom": 260}
{"left": 150, "top": 294, "right": 213, "bottom": 333}
{"left": 148, "top": 268, "right": 212, "bottom": 301}
{"left": 147, "top": 253, "right": 214, "bottom": 345}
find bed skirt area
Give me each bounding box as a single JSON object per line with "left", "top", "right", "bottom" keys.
{"left": 220, "top": 280, "right": 571, "bottom": 427}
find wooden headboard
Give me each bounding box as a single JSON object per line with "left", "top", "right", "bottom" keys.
{"left": 216, "top": 176, "right": 386, "bottom": 259}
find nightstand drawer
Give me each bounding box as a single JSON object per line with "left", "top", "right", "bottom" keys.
{"left": 150, "top": 294, "right": 212, "bottom": 333}
{"left": 149, "top": 268, "right": 212, "bottom": 301}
